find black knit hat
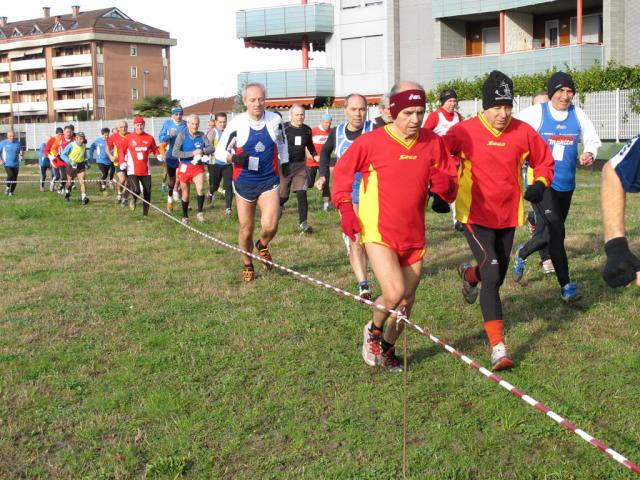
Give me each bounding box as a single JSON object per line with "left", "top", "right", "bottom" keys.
{"left": 482, "top": 70, "right": 514, "bottom": 110}
{"left": 547, "top": 71, "right": 575, "bottom": 98}
{"left": 439, "top": 88, "right": 457, "bottom": 106}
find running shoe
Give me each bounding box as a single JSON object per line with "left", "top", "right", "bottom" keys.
{"left": 7, "top": 191, "right": 14, "bottom": 197}
{"left": 243, "top": 264, "right": 255, "bottom": 283}
{"left": 512, "top": 244, "right": 526, "bottom": 283}
{"left": 49, "top": 180, "right": 55, "bottom": 192}
{"left": 173, "top": 191, "right": 180, "bottom": 202}
{"left": 64, "top": 191, "right": 70, "bottom": 201}
{"left": 457, "top": 262, "right": 478, "bottom": 304}
{"left": 115, "top": 196, "right": 122, "bottom": 204}
{"left": 196, "top": 212, "right": 205, "bottom": 222}
{"left": 362, "top": 322, "right": 382, "bottom": 367}
{"left": 490, "top": 342, "right": 514, "bottom": 371}
{"left": 526, "top": 211, "right": 537, "bottom": 235}
{"left": 39, "top": 185, "right": 45, "bottom": 192}
{"left": 358, "top": 282, "right": 371, "bottom": 301}
{"left": 181, "top": 217, "right": 189, "bottom": 225}
{"left": 255, "top": 240, "right": 273, "bottom": 271}
{"left": 81, "top": 196, "right": 90, "bottom": 205}
{"left": 166, "top": 202, "right": 173, "bottom": 212}
{"left": 4, "top": 187, "right": 9, "bottom": 196}
{"left": 561, "top": 282, "right": 581, "bottom": 303}
{"left": 128, "top": 198, "right": 136, "bottom": 211}
{"left": 382, "top": 345, "right": 404, "bottom": 373}
{"left": 454, "top": 221, "right": 464, "bottom": 232}
{"left": 225, "top": 208, "right": 232, "bottom": 217}
{"left": 541, "top": 259, "right": 555, "bottom": 274}
{"left": 299, "top": 221, "right": 314, "bottom": 234}
{"left": 160, "top": 182, "right": 167, "bottom": 193}
{"left": 206, "top": 193, "right": 213, "bottom": 204}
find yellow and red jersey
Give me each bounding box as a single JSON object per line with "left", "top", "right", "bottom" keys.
{"left": 107, "top": 132, "right": 128, "bottom": 166}
{"left": 443, "top": 114, "right": 554, "bottom": 229}
{"left": 332, "top": 125, "right": 457, "bottom": 252}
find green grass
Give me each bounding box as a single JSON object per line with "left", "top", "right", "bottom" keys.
{"left": 1, "top": 166, "right": 639, "bottom": 479}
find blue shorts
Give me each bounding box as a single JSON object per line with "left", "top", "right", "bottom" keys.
{"left": 351, "top": 172, "right": 361, "bottom": 204}
{"left": 233, "top": 178, "right": 280, "bottom": 202}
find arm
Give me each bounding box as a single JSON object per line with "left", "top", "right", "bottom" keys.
{"left": 274, "top": 117, "right": 289, "bottom": 165}
{"left": 89, "top": 142, "right": 96, "bottom": 161}
{"left": 60, "top": 144, "right": 72, "bottom": 164}
{"left": 423, "top": 112, "right": 439, "bottom": 130}
{"left": 158, "top": 121, "right": 174, "bottom": 143}
{"left": 576, "top": 108, "right": 601, "bottom": 165}
{"left": 527, "top": 128, "right": 554, "bottom": 187}
{"left": 214, "top": 120, "right": 236, "bottom": 164}
{"left": 203, "top": 135, "right": 215, "bottom": 155}
{"left": 319, "top": 128, "right": 336, "bottom": 179}
{"left": 305, "top": 126, "right": 317, "bottom": 157}
{"left": 106, "top": 137, "right": 116, "bottom": 162}
{"left": 172, "top": 132, "right": 192, "bottom": 159}
{"left": 429, "top": 135, "right": 459, "bottom": 204}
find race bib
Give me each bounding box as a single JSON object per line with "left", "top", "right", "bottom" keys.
{"left": 137, "top": 151, "right": 144, "bottom": 160}
{"left": 294, "top": 136, "right": 302, "bottom": 146}
{"left": 552, "top": 144, "right": 565, "bottom": 161}
{"left": 248, "top": 156, "right": 260, "bottom": 171}
{"left": 180, "top": 163, "right": 188, "bottom": 173}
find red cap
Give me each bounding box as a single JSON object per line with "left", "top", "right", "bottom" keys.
{"left": 133, "top": 116, "right": 145, "bottom": 125}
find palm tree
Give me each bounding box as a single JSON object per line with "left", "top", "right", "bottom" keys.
{"left": 134, "top": 95, "right": 180, "bottom": 117}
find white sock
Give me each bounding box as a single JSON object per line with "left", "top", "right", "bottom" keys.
{"left": 167, "top": 195, "right": 173, "bottom": 204}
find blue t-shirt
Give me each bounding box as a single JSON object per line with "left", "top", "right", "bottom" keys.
{"left": 159, "top": 118, "right": 187, "bottom": 168}
{"left": 89, "top": 137, "right": 112, "bottom": 165}
{"left": 176, "top": 132, "right": 207, "bottom": 163}
{"left": 610, "top": 135, "right": 640, "bottom": 193}
{"left": 38, "top": 142, "right": 49, "bottom": 168}
{"left": 0, "top": 139, "right": 22, "bottom": 168}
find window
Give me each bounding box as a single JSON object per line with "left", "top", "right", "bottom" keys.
{"left": 342, "top": 35, "right": 384, "bottom": 74}
{"left": 97, "top": 85, "right": 104, "bottom": 100}
{"left": 545, "top": 20, "right": 559, "bottom": 48}
{"left": 12, "top": 28, "right": 23, "bottom": 38}
{"left": 131, "top": 66, "right": 138, "bottom": 78}
{"left": 96, "top": 63, "right": 104, "bottom": 76}
{"left": 52, "top": 22, "right": 65, "bottom": 32}
{"left": 163, "top": 87, "right": 169, "bottom": 96}
{"left": 130, "top": 45, "right": 137, "bottom": 56}
{"left": 96, "top": 42, "right": 103, "bottom": 54}
{"left": 131, "top": 88, "right": 138, "bottom": 100}
{"left": 31, "top": 25, "right": 42, "bottom": 35}
{"left": 482, "top": 27, "right": 500, "bottom": 54}
{"left": 98, "top": 107, "right": 105, "bottom": 119}
{"left": 162, "top": 66, "right": 168, "bottom": 79}
{"left": 570, "top": 14, "right": 602, "bottom": 44}
{"left": 102, "top": 8, "right": 129, "bottom": 20}
{"left": 342, "top": 0, "right": 360, "bottom": 8}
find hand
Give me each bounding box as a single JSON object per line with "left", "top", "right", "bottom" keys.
{"left": 579, "top": 152, "right": 594, "bottom": 166}
{"left": 429, "top": 170, "right": 456, "bottom": 203}
{"left": 281, "top": 162, "right": 290, "bottom": 178}
{"left": 603, "top": 237, "right": 640, "bottom": 288}
{"left": 201, "top": 155, "right": 210, "bottom": 164}
{"left": 193, "top": 149, "right": 203, "bottom": 157}
{"left": 48, "top": 154, "right": 56, "bottom": 161}
{"left": 156, "top": 155, "right": 164, "bottom": 163}
{"left": 524, "top": 180, "right": 546, "bottom": 203}
{"left": 314, "top": 176, "right": 326, "bottom": 191}
{"left": 431, "top": 194, "right": 450, "bottom": 214}
{"left": 119, "top": 163, "right": 127, "bottom": 171}
{"left": 191, "top": 155, "right": 202, "bottom": 165}
{"left": 170, "top": 128, "right": 177, "bottom": 137}
{"left": 337, "top": 202, "right": 361, "bottom": 242}
{"left": 231, "top": 152, "right": 250, "bottom": 167}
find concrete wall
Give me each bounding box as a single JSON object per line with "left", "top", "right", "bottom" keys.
{"left": 623, "top": 0, "right": 640, "bottom": 66}
{"left": 397, "top": 0, "right": 434, "bottom": 89}
{"left": 437, "top": 18, "right": 465, "bottom": 58}
{"left": 505, "top": 11, "right": 533, "bottom": 52}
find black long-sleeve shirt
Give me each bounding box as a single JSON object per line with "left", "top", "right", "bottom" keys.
{"left": 284, "top": 123, "right": 316, "bottom": 163}
{"left": 319, "top": 125, "right": 367, "bottom": 178}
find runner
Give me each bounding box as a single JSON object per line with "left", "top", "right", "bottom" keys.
{"left": 214, "top": 82, "right": 290, "bottom": 282}
{"left": 601, "top": 135, "right": 640, "bottom": 288}
{"left": 159, "top": 106, "right": 187, "bottom": 212}
{"left": 280, "top": 104, "right": 317, "bottom": 234}
{"left": 332, "top": 81, "right": 457, "bottom": 372}
{"left": 173, "top": 114, "right": 213, "bottom": 223}
{"left": 372, "top": 93, "right": 393, "bottom": 129}
{"left": 317, "top": 93, "right": 375, "bottom": 299}
{"left": 206, "top": 112, "right": 233, "bottom": 216}
{"left": 57, "top": 125, "right": 76, "bottom": 195}
{"left": 443, "top": 70, "right": 555, "bottom": 370}
{"left": 123, "top": 116, "right": 161, "bottom": 217}
{"left": 38, "top": 138, "right": 51, "bottom": 192}
{"left": 60, "top": 132, "right": 89, "bottom": 204}
{"left": 89, "top": 128, "right": 113, "bottom": 194}
{"left": 423, "top": 88, "right": 464, "bottom": 231}
{"left": 107, "top": 120, "right": 130, "bottom": 206}
{"left": 512, "top": 71, "right": 601, "bottom": 302}
{"left": 0, "top": 131, "right": 23, "bottom": 196}
{"left": 306, "top": 113, "right": 332, "bottom": 211}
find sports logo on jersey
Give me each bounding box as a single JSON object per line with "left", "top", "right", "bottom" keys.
{"left": 548, "top": 136, "right": 574, "bottom": 146}
{"left": 254, "top": 141, "right": 266, "bottom": 153}
{"left": 487, "top": 140, "right": 506, "bottom": 147}
{"left": 556, "top": 124, "right": 567, "bottom": 130}
{"left": 399, "top": 155, "right": 417, "bottom": 160}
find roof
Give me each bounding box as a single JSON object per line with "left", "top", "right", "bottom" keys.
{"left": 0, "top": 7, "right": 169, "bottom": 41}
{"left": 183, "top": 97, "right": 237, "bottom": 115}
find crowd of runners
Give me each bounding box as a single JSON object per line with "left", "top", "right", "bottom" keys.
{"left": 1, "top": 70, "right": 639, "bottom": 373}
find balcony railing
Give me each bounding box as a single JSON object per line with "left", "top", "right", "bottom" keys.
{"left": 53, "top": 76, "right": 93, "bottom": 90}
{"left": 11, "top": 58, "right": 46, "bottom": 71}
{"left": 54, "top": 98, "right": 93, "bottom": 111}
{"left": 14, "top": 101, "right": 48, "bottom": 114}
{"left": 432, "top": 0, "right": 555, "bottom": 18}
{"left": 237, "top": 68, "right": 335, "bottom": 99}
{"left": 433, "top": 44, "right": 604, "bottom": 85}
{"left": 13, "top": 80, "right": 47, "bottom": 92}
{"left": 52, "top": 54, "right": 92, "bottom": 70}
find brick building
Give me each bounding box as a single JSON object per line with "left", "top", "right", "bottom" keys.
{"left": 0, "top": 5, "right": 176, "bottom": 123}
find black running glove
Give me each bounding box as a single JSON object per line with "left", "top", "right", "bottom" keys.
{"left": 603, "top": 237, "right": 640, "bottom": 288}
{"left": 431, "top": 194, "right": 450, "bottom": 214}
{"left": 231, "top": 152, "right": 250, "bottom": 168}
{"left": 524, "top": 180, "right": 546, "bottom": 203}
{"left": 281, "top": 162, "right": 290, "bottom": 178}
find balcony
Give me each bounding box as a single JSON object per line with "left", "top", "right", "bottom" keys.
{"left": 54, "top": 98, "right": 93, "bottom": 111}
{"left": 0, "top": 63, "right": 9, "bottom": 73}
{"left": 0, "top": 83, "right": 9, "bottom": 94}
{"left": 0, "top": 104, "right": 10, "bottom": 114}
{"left": 13, "top": 80, "right": 47, "bottom": 92}
{"left": 237, "top": 68, "right": 334, "bottom": 99}
{"left": 11, "top": 58, "right": 46, "bottom": 71}
{"left": 14, "top": 101, "right": 48, "bottom": 115}
{"left": 432, "top": 0, "right": 555, "bottom": 18}
{"left": 236, "top": 3, "right": 333, "bottom": 51}
{"left": 433, "top": 44, "right": 604, "bottom": 85}
{"left": 52, "top": 54, "right": 92, "bottom": 70}
{"left": 53, "top": 76, "right": 93, "bottom": 91}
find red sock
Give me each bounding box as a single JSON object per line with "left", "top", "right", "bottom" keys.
{"left": 464, "top": 265, "right": 480, "bottom": 284}
{"left": 483, "top": 320, "right": 504, "bottom": 347}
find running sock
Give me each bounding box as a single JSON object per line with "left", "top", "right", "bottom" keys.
{"left": 359, "top": 280, "right": 370, "bottom": 290}
{"left": 181, "top": 200, "right": 189, "bottom": 218}
{"left": 483, "top": 320, "right": 504, "bottom": 348}
{"left": 464, "top": 266, "right": 481, "bottom": 284}
{"left": 381, "top": 339, "right": 394, "bottom": 354}
{"left": 167, "top": 195, "right": 173, "bottom": 204}
{"left": 296, "top": 190, "right": 308, "bottom": 224}
{"left": 81, "top": 193, "right": 86, "bottom": 200}
{"left": 197, "top": 195, "right": 205, "bottom": 213}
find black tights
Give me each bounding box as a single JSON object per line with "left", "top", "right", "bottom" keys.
{"left": 464, "top": 224, "right": 515, "bottom": 321}
{"left": 307, "top": 166, "right": 330, "bottom": 197}
{"left": 280, "top": 189, "right": 309, "bottom": 224}
{"left": 39, "top": 165, "right": 51, "bottom": 188}
{"left": 5, "top": 166, "right": 18, "bottom": 193}
{"left": 127, "top": 175, "right": 152, "bottom": 215}
{"left": 207, "top": 163, "right": 233, "bottom": 209}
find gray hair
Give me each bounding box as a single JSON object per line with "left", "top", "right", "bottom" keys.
{"left": 389, "top": 80, "right": 425, "bottom": 97}
{"left": 187, "top": 114, "right": 200, "bottom": 124}
{"left": 242, "top": 82, "right": 266, "bottom": 100}
{"left": 289, "top": 104, "right": 305, "bottom": 117}
{"left": 344, "top": 93, "right": 367, "bottom": 108}
{"left": 378, "top": 93, "right": 390, "bottom": 109}
{"left": 117, "top": 119, "right": 128, "bottom": 128}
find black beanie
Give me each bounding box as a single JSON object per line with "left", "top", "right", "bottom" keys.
{"left": 547, "top": 71, "right": 575, "bottom": 98}
{"left": 439, "top": 88, "right": 457, "bottom": 106}
{"left": 482, "top": 70, "right": 514, "bottom": 110}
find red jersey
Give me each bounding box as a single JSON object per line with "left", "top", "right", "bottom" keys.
{"left": 443, "top": 114, "right": 554, "bottom": 229}
{"left": 122, "top": 132, "right": 158, "bottom": 176}
{"left": 55, "top": 135, "right": 75, "bottom": 168}
{"left": 423, "top": 108, "right": 463, "bottom": 136}
{"left": 44, "top": 135, "right": 62, "bottom": 167}
{"left": 107, "top": 132, "right": 128, "bottom": 166}
{"left": 306, "top": 125, "right": 330, "bottom": 167}
{"left": 332, "top": 126, "right": 457, "bottom": 251}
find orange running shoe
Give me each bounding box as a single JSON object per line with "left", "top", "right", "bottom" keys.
{"left": 255, "top": 240, "right": 273, "bottom": 271}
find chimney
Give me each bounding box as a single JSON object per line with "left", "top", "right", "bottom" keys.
{"left": 71, "top": 5, "right": 80, "bottom": 17}
{"left": 0, "top": 17, "right": 7, "bottom": 27}
{"left": 43, "top": 7, "right": 50, "bottom": 18}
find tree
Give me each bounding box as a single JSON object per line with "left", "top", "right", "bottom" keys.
{"left": 133, "top": 95, "right": 180, "bottom": 117}
{"left": 232, "top": 83, "right": 247, "bottom": 113}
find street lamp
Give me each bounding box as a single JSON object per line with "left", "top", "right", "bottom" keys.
{"left": 142, "top": 70, "right": 150, "bottom": 98}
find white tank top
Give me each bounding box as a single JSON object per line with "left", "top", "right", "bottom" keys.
{"left": 433, "top": 111, "right": 461, "bottom": 136}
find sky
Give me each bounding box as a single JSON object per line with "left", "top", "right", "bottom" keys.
{"left": 16, "top": 1, "right": 328, "bottom": 106}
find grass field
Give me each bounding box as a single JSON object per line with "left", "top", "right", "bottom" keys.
{"left": 1, "top": 166, "right": 639, "bottom": 479}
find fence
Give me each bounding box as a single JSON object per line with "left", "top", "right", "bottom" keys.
{"left": 5, "top": 90, "right": 639, "bottom": 150}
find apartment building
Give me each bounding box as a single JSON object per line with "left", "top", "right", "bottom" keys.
{"left": 0, "top": 6, "right": 176, "bottom": 123}
{"left": 236, "top": 0, "right": 638, "bottom": 105}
